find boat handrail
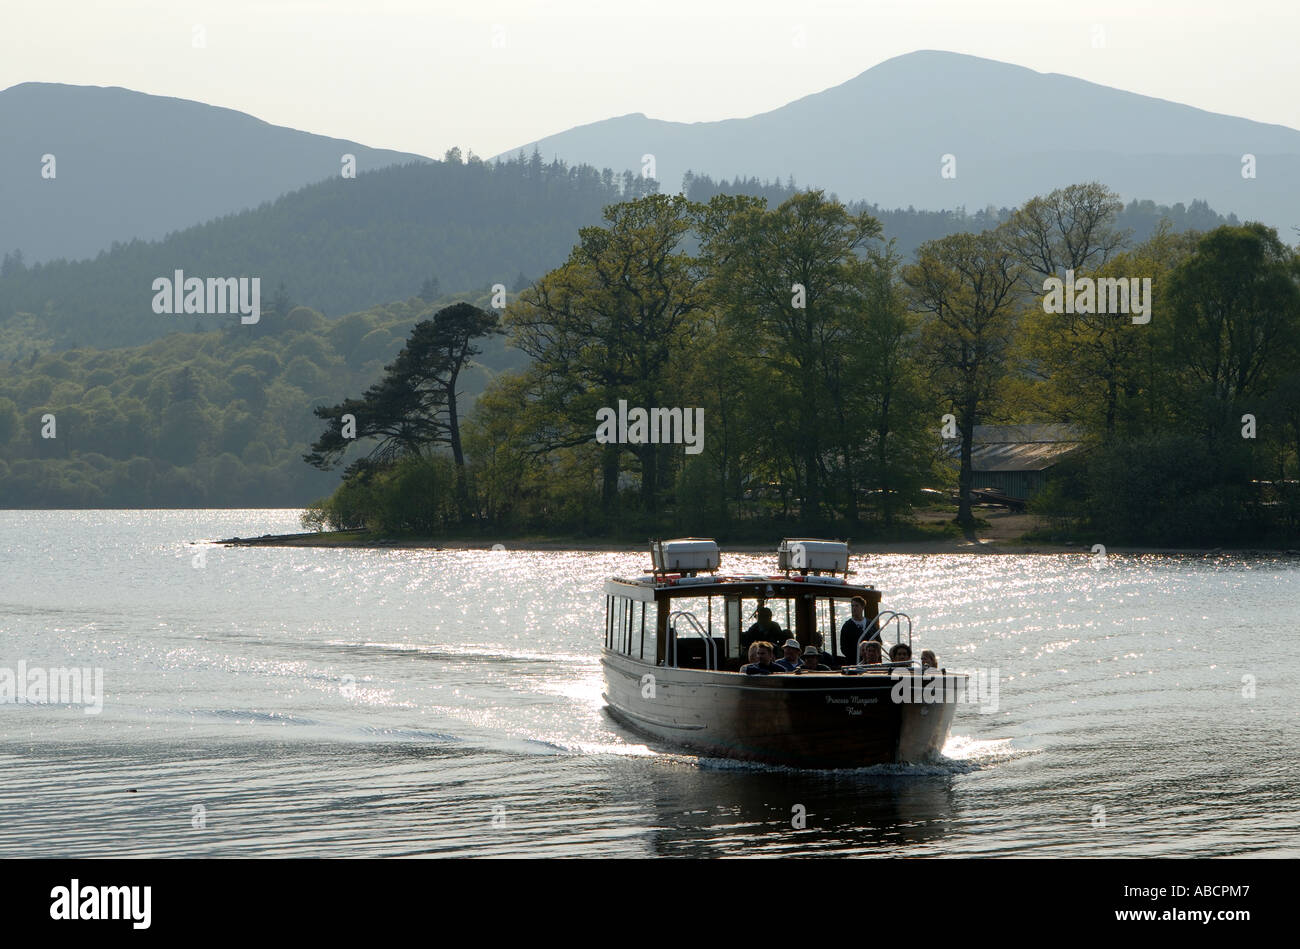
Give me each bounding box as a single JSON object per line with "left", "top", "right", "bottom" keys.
{"left": 854, "top": 610, "right": 912, "bottom": 665}
{"left": 668, "top": 610, "right": 716, "bottom": 671}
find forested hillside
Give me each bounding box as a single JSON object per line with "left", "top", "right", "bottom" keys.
{"left": 0, "top": 293, "right": 521, "bottom": 507}
{"left": 1, "top": 173, "right": 1289, "bottom": 548}
{"left": 683, "top": 171, "right": 1240, "bottom": 252}
{"left": 0, "top": 151, "right": 657, "bottom": 353}
{"left": 1, "top": 151, "right": 1238, "bottom": 360}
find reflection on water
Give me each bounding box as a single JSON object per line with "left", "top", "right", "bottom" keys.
{"left": 0, "top": 511, "right": 1297, "bottom": 857}
{"left": 641, "top": 761, "right": 961, "bottom": 855}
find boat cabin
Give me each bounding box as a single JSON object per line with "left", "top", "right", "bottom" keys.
{"left": 603, "top": 538, "right": 886, "bottom": 672}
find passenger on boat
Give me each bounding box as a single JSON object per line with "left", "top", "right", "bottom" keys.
{"left": 921, "top": 649, "right": 939, "bottom": 670}
{"left": 742, "top": 607, "right": 783, "bottom": 653}
{"left": 808, "top": 633, "right": 836, "bottom": 668}
{"left": 740, "top": 641, "right": 783, "bottom": 676}
{"left": 774, "top": 638, "right": 804, "bottom": 672}
{"left": 799, "top": 645, "right": 829, "bottom": 672}
{"left": 839, "top": 597, "right": 878, "bottom": 661}
{"left": 858, "top": 640, "right": 883, "bottom": 665}
{"left": 890, "top": 643, "right": 913, "bottom": 663}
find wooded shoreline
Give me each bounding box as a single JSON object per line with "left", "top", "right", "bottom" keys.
{"left": 215, "top": 528, "right": 1300, "bottom": 556}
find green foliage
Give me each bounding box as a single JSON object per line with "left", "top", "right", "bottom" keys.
{"left": 369, "top": 455, "right": 460, "bottom": 533}
{"left": 321, "top": 472, "right": 375, "bottom": 529}
{"left": 698, "top": 190, "right": 926, "bottom": 529}
{"left": 0, "top": 297, "right": 510, "bottom": 507}
{"left": 1081, "top": 434, "right": 1246, "bottom": 545}
{"left": 317, "top": 192, "right": 1294, "bottom": 546}
{"left": 905, "top": 225, "right": 1024, "bottom": 528}
{"left": 0, "top": 397, "right": 18, "bottom": 444}
{"left": 508, "top": 194, "right": 707, "bottom": 519}
{"left": 1161, "top": 224, "right": 1300, "bottom": 434}
{"left": 305, "top": 302, "right": 501, "bottom": 479}
{"left": 3, "top": 177, "right": 1296, "bottom": 547}
{"left": 684, "top": 173, "right": 1239, "bottom": 261}
{"left": 1023, "top": 221, "right": 1300, "bottom": 545}
{"left": 300, "top": 499, "right": 329, "bottom": 532}
{"left": 315, "top": 457, "right": 461, "bottom": 533}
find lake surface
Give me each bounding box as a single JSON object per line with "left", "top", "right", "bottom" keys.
{"left": 0, "top": 510, "right": 1296, "bottom": 857}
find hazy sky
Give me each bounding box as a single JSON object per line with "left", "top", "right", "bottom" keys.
{"left": 5, "top": 0, "right": 1298, "bottom": 159}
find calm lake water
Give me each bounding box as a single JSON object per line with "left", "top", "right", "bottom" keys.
{"left": 0, "top": 510, "right": 1296, "bottom": 857}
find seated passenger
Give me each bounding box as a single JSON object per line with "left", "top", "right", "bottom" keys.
{"left": 774, "top": 638, "right": 804, "bottom": 672}
{"left": 741, "top": 607, "right": 783, "bottom": 654}
{"left": 889, "top": 643, "right": 913, "bottom": 663}
{"left": 807, "top": 633, "right": 837, "bottom": 668}
{"left": 858, "top": 640, "right": 883, "bottom": 665}
{"left": 921, "top": 649, "right": 939, "bottom": 671}
{"left": 740, "top": 641, "right": 782, "bottom": 676}
{"left": 799, "top": 645, "right": 829, "bottom": 672}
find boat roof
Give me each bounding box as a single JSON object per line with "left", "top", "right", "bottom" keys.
{"left": 605, "top": 574, "right": 882, "bottom": 602}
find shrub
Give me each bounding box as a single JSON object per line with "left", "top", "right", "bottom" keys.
{"left": 300, "top": 500, "right": 329, "bottom": 532}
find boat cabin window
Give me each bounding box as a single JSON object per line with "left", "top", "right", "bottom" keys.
{"left": 605, "top": 595, "right": 654, "bottom": 660}
{"left": 663, "top": 596, "right": 723, "bottom": 669}
{"left": 724, "top": 596, "right": 741, "bottom": 661}
{"left": 815, "top": 597, "right": 837, "bottom": 655}
{"left": 654, "top": 596, "right": 787, "bottom": 668}
{"left": 606, "top": 584, "right": 878, "bottom": 670}
{"left": 710, "top": 594, "right": 866, "bottom": 665}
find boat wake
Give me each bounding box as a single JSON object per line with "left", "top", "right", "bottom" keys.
{"left": 528, "top": 739, "right": 661, "bottom": 757}
{"left": 689, "top": 756, "right": 968, "bottom": 776}
{"left": 941, "top": 735, "right": 1038, "bottom": 765}
{"left": 323, "top": 639, "right": 596, "bottom": 665}
{"left": 678, "top": 735, "right": 1036, "bottom": 775}
{"left": 528, "top": 730, "right": 1038, "bottom": 774}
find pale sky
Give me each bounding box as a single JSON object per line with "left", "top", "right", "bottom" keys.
{"left": 5, "top": 0, "right": 1298, "bottom": 159}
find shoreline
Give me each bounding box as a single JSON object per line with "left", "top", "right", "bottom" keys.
{"left": 215, "top": 529, "right": 1299, "bottom": 557}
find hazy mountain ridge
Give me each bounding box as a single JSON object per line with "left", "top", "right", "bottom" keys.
{"left": 0, "top": 82, "right": 431, "bottom": 263}
{"left": 502, "top": 50, "right": 1300, "bottom": 232}
{"left": 0, "top": 54, "right": 1272, "bottom": 356}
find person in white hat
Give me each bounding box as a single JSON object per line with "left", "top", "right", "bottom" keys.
{"left": 774, "top": 638, "right": 804, "bottom": 672}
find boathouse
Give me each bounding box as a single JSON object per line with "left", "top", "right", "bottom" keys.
{"left": 955, "top": 424, "right": 1084, "bottom": 501}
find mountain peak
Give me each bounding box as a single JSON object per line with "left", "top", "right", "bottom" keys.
{"left": 501, "top": 51, "right": 1300, "bottom": 231}
{"left": 0, "top": 83, "right": 429, "bottom": 262}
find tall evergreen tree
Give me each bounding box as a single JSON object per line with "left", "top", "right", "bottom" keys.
{"left": 305, "top": 302, "right": 501, "bottom": 503}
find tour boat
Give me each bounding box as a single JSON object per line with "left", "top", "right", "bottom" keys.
{"left": 601, "top": 538, "right": 965, "bottom": 768}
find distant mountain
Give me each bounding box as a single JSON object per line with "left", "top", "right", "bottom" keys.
{"left": 0, "top": 82, "right": 429, "bottom": 263}
{"left": 502, "top": 50, "right": 1300, "bottom": 234}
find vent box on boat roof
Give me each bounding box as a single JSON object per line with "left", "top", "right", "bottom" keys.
{"left": 651, "top": 538, "right": 720, "bottom": 574}
{"left": 778, "top": 538, "right": 850, "bottom": 573}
